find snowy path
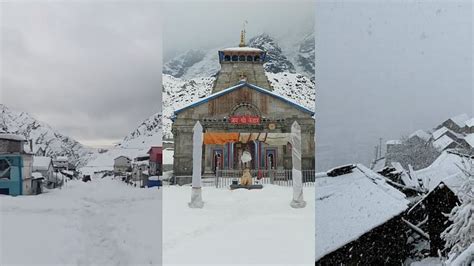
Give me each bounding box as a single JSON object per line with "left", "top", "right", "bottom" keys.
{"left": 0, "top": 177, "right": 162, "bottom": 266}
{"left": 163, "top": 185, "right": 314, "bottom": 266}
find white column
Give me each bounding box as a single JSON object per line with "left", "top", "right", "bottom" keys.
{"left": 290, "top": 121, "right": 306, "bottom": 208}
{"left": 189, "top": 121, "right": 204, "bottom": 208}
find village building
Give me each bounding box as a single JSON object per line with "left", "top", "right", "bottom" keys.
{"left": 406, "top": 151, "right": 469, "bottom": 256}
{"left": 148, "top": 146, "right": 163, "bottom": 176}
{"left": 53, "top": 156, "right": 69, "bottom": 171}
{"left": 172, "top": 31, "right": 315, "bottom": 183}
{"left": 463, "top": 117, "right": 474, "bottom": 133}
{"left": 0, "top": 133, "right": 35, "bottom": 196}
{"left": 32, "top": 156, "right": 58, "bottom": 188}
{"left": 431, "top": 126, "right": 464, "bottom": 142}
{"left": 113, "top": 155, "right": 131, "bottom": 175}
{"left": 436, "top": 114, "right": 470, "bottom": 134}
{"left": 460, "top": 133, "right": 474, "bottom": 151}
{"left": 385, "top": 139, "right": 402, "bottom": 166}
{"left": 131, "top": 154, "right": 149, "bottom": 185}
{"left": 432, "top": 135, "right": 458, "bottom": 151}
{"left": 408, "top": 129, "right": 431, "bottom": 143}
{"left": 315, "top": 164, "right": 410, "bottom": 265}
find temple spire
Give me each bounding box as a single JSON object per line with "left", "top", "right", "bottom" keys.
{"left": 239, "top": 20, "right": 247, "bottom": 47}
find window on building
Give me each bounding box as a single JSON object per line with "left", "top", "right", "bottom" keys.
{"left": 254, "top": 55, "right": 260, "bottom": 61}
{"left": 0, "top": 159, "right": 11, "bottom": 179}
{"left": 239, "top": 55, "right": 245, "bottom": 61}
{"left": 232, "top": 55, "right": 238, "bottom": 61}
{"left": 247, "top": 55, "right": 253, "bottom": 62}
{"left": 224, "top": 55, "right": 231, "bottom": 62}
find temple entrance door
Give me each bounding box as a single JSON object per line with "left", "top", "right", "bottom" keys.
{"left": 212, "top": 149, "right": 223, "bottom": 173}
{"left": 233, "top": 142, "right": 256, "bottom": 169}
{"left": 266, "top": 149, "right": 277, "bottom": 170}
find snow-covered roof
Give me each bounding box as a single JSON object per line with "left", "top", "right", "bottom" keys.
{"left": 464, "top": 117, "right": 474, "bottom": 128}
{"left": 114, "top": 155, "right": 130, "bottom": 161}
{"left": 31, "top": 172, "right": 44, "bottom": 179}
{"left": 415, "top": 151, "right": 469, "bottom": 194}
{"left": 450, "top": 113, "right": 469, "bottom": 127}
{"left": 386, "top": 139, "right": 402, "bottom": 145}
{"left": 464, "top": 134, "right": 474, "bottom": 148}
{"left": 32, "top": 156, "right": 52, "bottom": 171}
{"left": 0, "top": 133, "right": 26, "bottom": 142}
{"left": 409, "top": 129, "right": 431, "bottom": 142}
{"left": 315, "top": 164, "right": 409, "bottom": 260}
{"left": 174, "top": 81, "right": 314, "bottom": 116}
{"left": 220, "top": 47, "right": 263, "bottom": 53}
{"left": 433, "top": 135, "right": 455, "bottom": 151}
{"left": 55, "top": 156, "right": 68, "bottom": 161}
{"left": 432, "top": 126, "right": 451, "bottom": 140}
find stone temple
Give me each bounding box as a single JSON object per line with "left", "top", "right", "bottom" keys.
{"left": 171, "top": 30, "right": 315, "bottom": 183}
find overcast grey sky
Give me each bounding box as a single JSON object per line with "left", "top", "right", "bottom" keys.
{"left": 316, "top": 0, "right": 473, "bottom": 171}
{"left": 1, "top": 1, "right": 162, "bottom": 147}
{"left": 162, "top": 0, "right": 314, "bottom": 60}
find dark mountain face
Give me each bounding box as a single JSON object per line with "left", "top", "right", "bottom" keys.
{"left": 248, "top": 34, "right": 296, "bottom": 74}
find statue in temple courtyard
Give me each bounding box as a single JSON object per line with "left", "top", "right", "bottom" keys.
{"left": 240, "top": 150, "right": 253, "bottom": 186}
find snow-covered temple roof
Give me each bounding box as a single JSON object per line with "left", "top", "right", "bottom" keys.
{"left": 173, "top": 81, "right": 314, "bottom": 116}
{"left": 315, "top": 164, "right": 409, "bottom": 260}
{"left": 220, "top": 47, "right": 263, "bottom": 53}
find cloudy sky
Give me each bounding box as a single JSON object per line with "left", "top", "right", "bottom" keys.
{"left": 162, "top": 0, "right": 314, "bottom": 61}
{"left": 316, "top": 0, "right": 473, "bottom": 170}
{"left": 1, "top": 1, "right": 162, "bottom": 148}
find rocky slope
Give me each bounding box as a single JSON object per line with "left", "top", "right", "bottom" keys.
{"left": 0, "top": 104, "right": 95, "bottom": 167}
{"left": 163, "top": 33, "right": 315, "bottom": 80}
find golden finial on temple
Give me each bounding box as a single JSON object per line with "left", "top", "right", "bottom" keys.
{"left": 239, "top": 20, "right": 248, "bottom": 47}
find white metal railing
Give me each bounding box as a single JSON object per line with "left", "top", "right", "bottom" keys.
{"left": 215, "top": 169, "right": 315, "bottom": 188}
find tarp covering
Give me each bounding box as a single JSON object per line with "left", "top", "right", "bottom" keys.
{"left": 203, "top": 133, "right": 239, "bottom": 145}
{"left": 204, "top": 132, "right": 290, "bottom": 146}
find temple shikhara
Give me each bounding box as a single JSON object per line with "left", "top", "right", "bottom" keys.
{"left": 171, "top": 28, "right": 315, "bottom": 183}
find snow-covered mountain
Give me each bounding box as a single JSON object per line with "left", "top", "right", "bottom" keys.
{"left": 82, "top": 112, "right": 162, "bottom": 174}
{"left": 163, "top": 33, "right": 315, "bottom": 80}
{"left": 248, "top": 34, "right": 296, "bottom": 74}
{"left": 163, "top": 50, "right": 207, "bottom": 78}
{"left": 162, "top": 72, "right": 315, "bottom": 139}
{"left": 120, "top": 112, "right": 162, "bottom": 149}
{"left": 0, "top": 104, "right": 95, "bottom": 167}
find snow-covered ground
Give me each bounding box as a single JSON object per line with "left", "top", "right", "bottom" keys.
{"left": 0, "top": 177, "right": 162, "bottom": 265}
{"left": 163, "top": 185, "right": 314, "bottom": 266}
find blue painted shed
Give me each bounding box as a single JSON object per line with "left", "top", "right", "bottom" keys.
{"left": 0, "top": 155, "right": 23, "bottom": 196}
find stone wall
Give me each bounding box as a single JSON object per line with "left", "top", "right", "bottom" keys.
{"left": 172, "top": 85, "right": 315, "bottom": 177}
{"left": 213, "top": 63, "right": 271, "bottom": 93}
